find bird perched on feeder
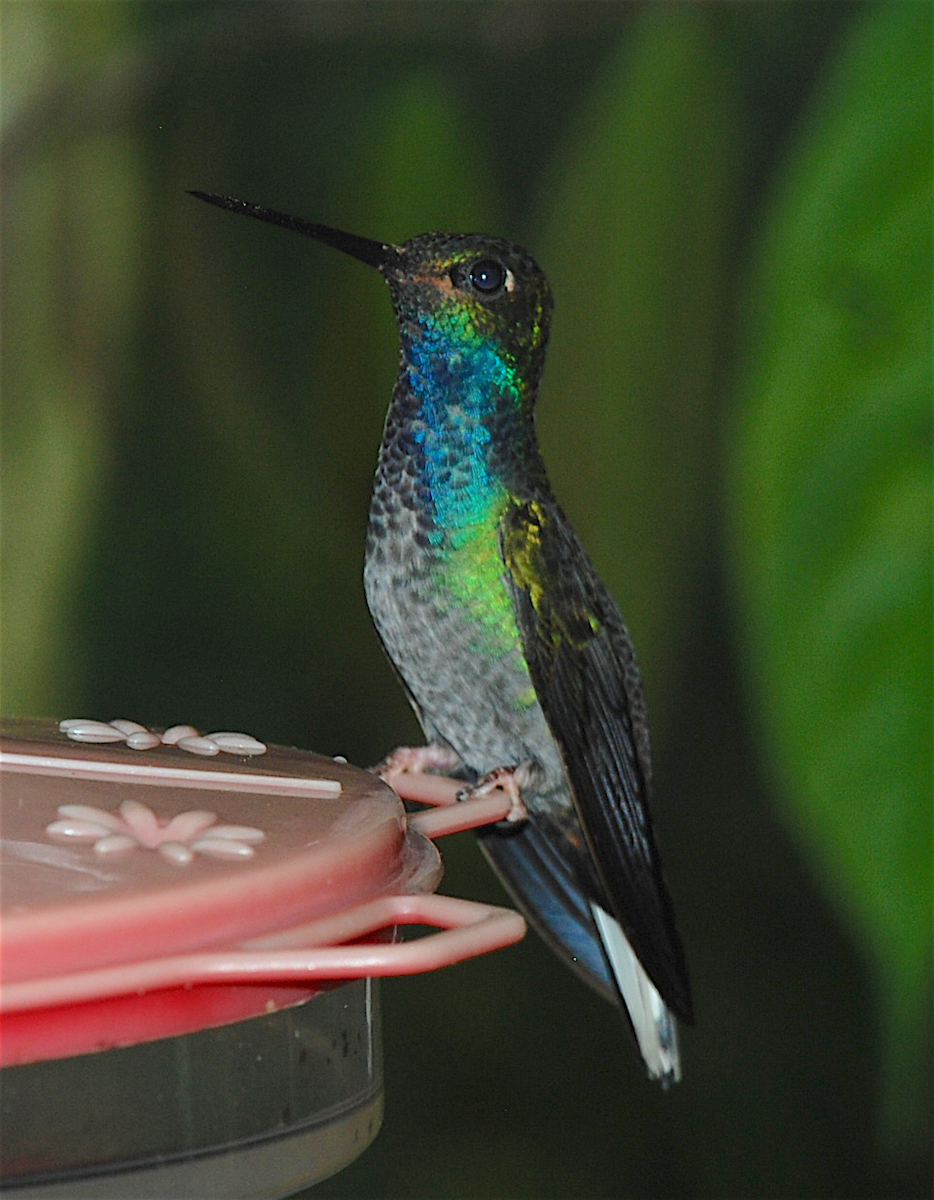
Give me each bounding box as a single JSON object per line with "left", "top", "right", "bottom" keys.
{"left": 191, "top": 191, "right": 693, "bottom": 1083}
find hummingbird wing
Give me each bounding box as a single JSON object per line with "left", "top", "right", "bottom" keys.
{"left": 499, "top": 497, "right": 693, "bottom": 1030}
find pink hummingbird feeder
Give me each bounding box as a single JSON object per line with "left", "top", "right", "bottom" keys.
{"left": 0, "top": 718, "right": 524, "bottom": 1198}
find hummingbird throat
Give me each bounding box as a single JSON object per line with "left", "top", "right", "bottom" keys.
{"left": 399, "top": 323, "right": 526, "bottom": 535}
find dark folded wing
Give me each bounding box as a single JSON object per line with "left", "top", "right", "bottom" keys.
{"left": 499, "top": 497, "right": 692, "bottom": 1020}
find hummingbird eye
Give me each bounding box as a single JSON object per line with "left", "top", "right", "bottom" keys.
{"left": 467, "top": 258, "right": 510, "bottom": 295}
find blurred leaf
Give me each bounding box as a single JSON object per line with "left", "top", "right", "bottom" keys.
{"left": 534, "top": 6, "right": 746, "bottom": 737}
{"left": 729, "top": 3, "right": 932, "bottom": 1152}
{"left": 360, "top": 68, "right": 501, "bottom": 239}
{"left": 1, "top": 4, "right": 144, "bottom": 715}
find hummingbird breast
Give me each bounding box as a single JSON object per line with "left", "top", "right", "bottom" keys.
{"left": 363, "top": 381, "right": 565, "bottom": 799}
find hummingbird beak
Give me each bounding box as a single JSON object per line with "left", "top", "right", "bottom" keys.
{"left": 188, "top": 192, "right": 398, "bottom": 272}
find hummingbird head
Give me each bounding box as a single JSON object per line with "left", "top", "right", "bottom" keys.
{"left": 189, "top": 194, "right": 553, "bottom": 392}
{"left": 384, "top": 232, "right": 553, "bottom": 389}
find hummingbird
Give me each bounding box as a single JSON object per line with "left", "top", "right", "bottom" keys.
{"left": 190, "top": 191, "right": 693, "bottom": 1083}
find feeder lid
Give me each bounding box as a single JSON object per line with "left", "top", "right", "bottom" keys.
{"left": 0, "top": 718, "right": 524, "bottom": 1065}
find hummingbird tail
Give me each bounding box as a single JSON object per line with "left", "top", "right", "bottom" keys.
{"left": 591, "top": 902, "right": 681, "bottom": 1085}
{"left": 476, "top": 819, "right": 620, "bottom": 1005}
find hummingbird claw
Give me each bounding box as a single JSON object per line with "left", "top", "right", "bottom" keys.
{"left": 371, "top": 743, "right": 462, "bottom": 784}
{"left": 457, "top": 765, "right": 531, "bottom": 825}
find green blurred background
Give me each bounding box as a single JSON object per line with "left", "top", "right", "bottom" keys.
{"left": 2, "top": 2, "right": 930, "bottom": 1196}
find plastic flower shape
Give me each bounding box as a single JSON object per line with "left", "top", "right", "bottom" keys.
{"left": 47, "top": 799, "right": 266, "bottom": 866}
{"left": 58, "top": 718, "right": 267, "bottom": 757}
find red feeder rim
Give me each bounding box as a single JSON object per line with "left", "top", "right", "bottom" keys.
{"left": 0, "top": 718, "right": 525, "bottom": 1066}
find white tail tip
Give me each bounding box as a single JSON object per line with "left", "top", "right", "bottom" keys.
{"left": 592, "top": 902, "right": 681, "bottom": 1084}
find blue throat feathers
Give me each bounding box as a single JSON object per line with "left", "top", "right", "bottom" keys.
{"left": 403, "top": 325, "right": 520, "bottom": 538}
{"left": 399, "top": 325, "right": 529, "bottom": 661}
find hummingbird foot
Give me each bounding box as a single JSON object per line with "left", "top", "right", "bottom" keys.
{"left": 371, "top": 742, "right": 462, "bottom": 784}
{"left": 456, "top": 764, "right": 532, "bottom": 825}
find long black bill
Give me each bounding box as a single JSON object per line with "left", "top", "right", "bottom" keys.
{"left": 188, "top": 191, "right": 396, "bottom": 271}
